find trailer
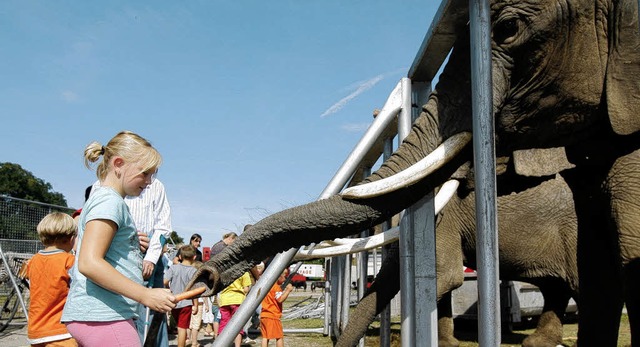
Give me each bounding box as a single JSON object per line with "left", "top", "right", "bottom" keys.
{"left": 290, "top": 263, "right": 325, "bottom": 279}
{"left": 452, "top": 268, "right": 578, "bottom": 327}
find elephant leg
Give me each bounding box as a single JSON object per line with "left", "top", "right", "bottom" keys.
{"left": 437, "top": 292, "right": 460, "bottom": 347}
{"left": 607, "top": 149, "right": 640, "bottom": 346}
{"left": 521, "top": 280, "right": 571, "bottom": 347}
{"left": 624, "top": 260, "right": 640, "bottom": 347}
{"left": 565, "top": 167, "right": 624, "bottom": 347}
{"left": 334, "top": 243, "right": 401, "bottom": 347}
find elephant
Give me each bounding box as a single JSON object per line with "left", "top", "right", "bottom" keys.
{"left": 336, "top": 172, "right": 579, "bottom": 347}
{"left": 188, "top": 1, "right": 640, "bottom": 345}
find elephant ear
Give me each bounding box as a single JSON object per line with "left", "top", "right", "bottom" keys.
{"left": 513, "top": 147, "right": 575, "bottom": 177}
{"left": 606, "top": 0, "right": 640, "bottom": 135}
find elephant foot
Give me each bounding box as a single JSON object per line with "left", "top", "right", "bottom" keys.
{"left": 521, "top": 311, "right": 564, "bottom": 347}
{"left": 438, "top": 336, "right": 460, "bottom": 347}
{"left": 437, "top": 316, "right": 460, "bottom": 347}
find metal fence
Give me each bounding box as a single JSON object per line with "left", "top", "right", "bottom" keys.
{"left": 0, "top": 195, "right": 76, "bottom": 255}
{"left": 0, "top": 195, "right": 75, "bottom": 326}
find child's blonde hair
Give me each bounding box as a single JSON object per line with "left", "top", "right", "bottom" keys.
{"left": 84, "top": 130, "right": 161, "bottom": 181}
{"left": 37, "top": 212, "right": 77, "bottom": 246}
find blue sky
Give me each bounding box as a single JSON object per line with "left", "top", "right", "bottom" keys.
{"left": 0, "top": 1, "right": 439, "bottom": 246}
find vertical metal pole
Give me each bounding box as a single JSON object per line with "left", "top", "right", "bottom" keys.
{"left": 331, "top": 256, "right": 344, "bottom": 337}
{"left": 358, "top": 167, "right": 371, "bottom": 347}
{"left": 469, "top": 0, "right": 500, "bottom": 346}
{"left": 398, "top": 77, "right": 415, "bottom": 347}
{"left": 379, "top": 138, "right": 393, "bottom": 347}
{"left": 341, "top": 254, "right": 352, "bottom": 332}
{"left": 411, "top": 82, "right": 437, "bottom": 346}
{"left": 323, "top": 258, "right": 331, "bottom": 335}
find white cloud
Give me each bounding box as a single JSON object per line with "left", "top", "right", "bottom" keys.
{"left": 60, "top": 90, "right": 79, "bottom": 102}
{"left": 340, "top": 122, "right": 370, "bottom": 132}
{"left": 320, "top": 74, "right": 384, "bottom": 118}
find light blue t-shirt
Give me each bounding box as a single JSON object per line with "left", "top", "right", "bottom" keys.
{"left": 62, "top": 186, "right": 144, "bottom": 322}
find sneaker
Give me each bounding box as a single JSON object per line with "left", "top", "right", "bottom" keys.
{"left": 242, "top": 337, "right": 256, "bottom": 345}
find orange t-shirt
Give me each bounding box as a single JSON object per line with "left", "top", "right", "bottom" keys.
{"left": 26, "top": 249, "right": 75, "bottom": 343}
{"left": 260, "top": 283, "right": 284, "bottom": 319}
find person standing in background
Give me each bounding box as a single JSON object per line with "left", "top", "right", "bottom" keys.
{"left": 27, "top": 212, "right": 78, "bottom": 347}
{"left": 218, "top": 271, "right": 252, "bottom": 347}
{"left": 260, "top": 270, "right": 293, "bottom": 347}
{"left": 174, "top": 234, "right": 203, "bottom": 263}
{"left": 210, "top": 232, "right": 237, "bottom": 257}
{"left": 91, "top": 177, "right": 173, "bottom": 346}
{"left": 164, "top": 245, "right": 198, "bottom": 347}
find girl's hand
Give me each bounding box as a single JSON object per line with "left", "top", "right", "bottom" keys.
{"left": 141, "top": 288, "right": 175, "bottom": 313}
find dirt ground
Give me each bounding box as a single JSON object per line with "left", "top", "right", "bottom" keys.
{"left": 0, "top": 289, "right": 631, "bottom": 347}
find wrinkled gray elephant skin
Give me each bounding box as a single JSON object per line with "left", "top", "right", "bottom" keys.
{"left": 189, "top": 1, "right": 640, "bottom": 345}
{"left": 336, "top": 173, "right": 578, "bottom": 347}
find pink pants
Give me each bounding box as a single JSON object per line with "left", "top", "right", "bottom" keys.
{"left": 219, "top": 305, "right": 244, "bottom": 335}
{"left": 66, "top": 320, "right": 140, "bottom": 347}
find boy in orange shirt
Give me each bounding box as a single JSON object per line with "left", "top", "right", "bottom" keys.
{"left": 26, "top": 212, "right": 77, "bottom": 347}
{"left": 259, "top": 269, "right": 293, "bottom": 347}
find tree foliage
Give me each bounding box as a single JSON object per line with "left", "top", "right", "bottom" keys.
{"left": 167, "top": 231, "right": 184, "bottom": 246}
{"left": 0, "top": 162, "right": 67, "bottom": 206}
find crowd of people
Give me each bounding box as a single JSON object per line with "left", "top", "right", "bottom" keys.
{"left": 24, "top": 131, "right": 294, "bottom": 347}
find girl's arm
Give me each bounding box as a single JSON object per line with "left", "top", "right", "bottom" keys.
{"left": 277, "top": 284, "right": 294, "bottom": 303}
{"left": 79, "top": 219, "right": 176, "bottom": 312}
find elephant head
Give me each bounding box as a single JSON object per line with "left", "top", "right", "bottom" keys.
{"left": 189, "top": 1, "right": 640, "bottom": 345}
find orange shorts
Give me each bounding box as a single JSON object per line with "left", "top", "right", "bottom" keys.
{"left": 260, "top": 317, "right": 283, "bottom": 339}
{"left": 32, "top": 337, "right": 78, "bottom": 347}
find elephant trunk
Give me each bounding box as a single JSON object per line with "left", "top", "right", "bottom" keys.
{"left": 189, "top": 36, "right": 475, "bottom": 295}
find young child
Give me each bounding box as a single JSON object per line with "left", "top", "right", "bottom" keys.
{"left": 218, "top": 271, "right": 252, "bottom": 347}
{"left": 26, "top": 212, "right": 77, "bottom": 347}
{"left": 260, "top": 270, "right": 293, "bottom": 347}
{"left": 164, "top": 245, "right": 198, "bottom": 347}
{"left": 61, "top": 131, "right": 176, "bottom": 347}
{"left": 187, "top": 261, "right": 209, "bottom": 347}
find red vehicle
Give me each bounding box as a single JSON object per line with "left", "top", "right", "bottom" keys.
{"left": 289, "top": 272, "right": 307, "bottom": 291}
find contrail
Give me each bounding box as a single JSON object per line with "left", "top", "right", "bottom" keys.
{"left": 320, "top": 74, "right": 384, "bottom": 118}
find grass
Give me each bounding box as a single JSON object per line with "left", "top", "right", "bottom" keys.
{"left": 280, "top": 292, "right": 633, "bottom": 346}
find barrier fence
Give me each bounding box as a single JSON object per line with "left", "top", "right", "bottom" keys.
{"left": 0, "top": 195, "right": 75, "bottom": 255}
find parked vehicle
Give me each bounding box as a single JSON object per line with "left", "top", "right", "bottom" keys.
{"left": 289, "top": 272, "right": 307, "bottom": 291}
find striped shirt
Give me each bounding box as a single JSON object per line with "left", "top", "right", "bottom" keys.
{"left": 92, "top": 179, "right": 172, "bottom": 264}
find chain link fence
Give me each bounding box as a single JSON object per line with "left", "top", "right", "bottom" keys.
{"left": 0, "top": 195, "right": 76, "bottom": 255}
{"left": 0, "top": 195, "right": 76, "bottom": 326}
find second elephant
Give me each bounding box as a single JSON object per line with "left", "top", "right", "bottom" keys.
{"left": 336, "top": 173, "right": 579, "bottom": 347}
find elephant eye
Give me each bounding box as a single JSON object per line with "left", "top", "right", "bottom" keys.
{"left": 493, "top": 17, "right": 520, "bottom": 44}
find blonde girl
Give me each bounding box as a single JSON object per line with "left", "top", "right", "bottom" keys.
{"left": 62, "top": 131, "right": 176, "bottom": 347}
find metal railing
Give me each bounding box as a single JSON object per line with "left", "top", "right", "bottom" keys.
{"left": 214, "top": 0, "right": 499, "bottom": 345}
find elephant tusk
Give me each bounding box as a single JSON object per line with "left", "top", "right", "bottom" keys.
{"left": 295, "top": 179, "right": 459, "bottom": 260}
{"left": 435, "top": 179, "right": 459, "bottom": 215}
{"left": 294, "top": 227, "right": 400, "bottom": 260}
{"left": 340, "top": 132, "right": 471, "bottom": 199}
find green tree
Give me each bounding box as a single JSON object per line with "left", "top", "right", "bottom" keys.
{"left": 0, "top": 162, "right": 67, "bottom": 206}
{"left": 167, "top": 231, "right": 184, "bottom": 246}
